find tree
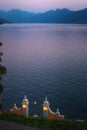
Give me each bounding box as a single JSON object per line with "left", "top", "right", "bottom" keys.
{"left": 0, "top": 42, "right": 7, "bottom": 94}
{"left": 0, "top": 42, "right": 7, "bottom": 111}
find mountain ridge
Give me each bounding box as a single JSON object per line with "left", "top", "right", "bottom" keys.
{"left": 0, "top": 8, "right": 87, "bottom": 24}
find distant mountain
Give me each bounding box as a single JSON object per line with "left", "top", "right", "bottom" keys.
{"left": 0, "top": 8, "right": 87, "bottom": 24}
{"left": 0, "top": 18, "right": 10, "bottom": 24}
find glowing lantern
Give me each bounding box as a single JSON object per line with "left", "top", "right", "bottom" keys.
{"left": 22, "top": 104, "right": 27, "bottom": 109}
{"left": 43, "top": 106, "right": 48, "bottom": 111}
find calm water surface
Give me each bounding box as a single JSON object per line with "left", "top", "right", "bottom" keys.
{"left": 0, "top": 24, "right": 87, "bottom": 120}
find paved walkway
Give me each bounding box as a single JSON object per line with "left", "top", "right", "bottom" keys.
{"left": 0, "top": 120, "right": 42, "bottom": 130}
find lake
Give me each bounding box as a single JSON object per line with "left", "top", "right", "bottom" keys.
{"left": 0, "top": 24, "right": 87, "bottom": 120}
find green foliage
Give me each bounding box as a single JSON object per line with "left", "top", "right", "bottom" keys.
{"left": 0, "top": 64, "right": 7, "bottom": 73}
{"left": 0, "top": 42, "right": 7, "bottom": 78}
{"left": 0, "top": 112, "right": 87, "bottom": 130}
{"left": 0, "top": 64, "right": 7, "bottom": 76}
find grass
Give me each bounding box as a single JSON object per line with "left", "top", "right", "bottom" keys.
{"left": 0, "top": 112, "right": 87, "bottom": 130}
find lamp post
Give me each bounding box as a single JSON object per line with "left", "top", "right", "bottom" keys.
{"left": 33, "top": 101, "right": 38, "bottom": 117}
{"left": 22, "top": 95, "right": 29, "bottom": 116}
{"left": 43, "top": 97, "right": 49, "bottom": 117}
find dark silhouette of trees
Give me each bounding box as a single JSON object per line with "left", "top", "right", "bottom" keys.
{"left": 0, "top": 42, "right": 7, "bottom": 111}
{"left": 0, "top": 42, "right": 7, "bottom": 94}
{"left": 0, "top": 41, "right": 7, "bottom": 111}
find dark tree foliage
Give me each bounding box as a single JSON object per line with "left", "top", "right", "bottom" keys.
{"left": 0, "top": 84, "right": 3, "bottom": 94}
{"left": 0, "top": 42, "right": 3, "bottom": 47}
{"left": 0, "top": 42, "right": 7, "bottom": 94}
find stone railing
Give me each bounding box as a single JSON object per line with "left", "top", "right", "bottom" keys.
{"left": 10, "top": 95, "right": 64, "bottom": 119}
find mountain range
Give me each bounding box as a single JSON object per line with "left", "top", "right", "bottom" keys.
{"left": 0, "top": 18, "right": 10, "bottom": 24}
{"left": 0, "top": 8, "right": 87, "bottom": 24}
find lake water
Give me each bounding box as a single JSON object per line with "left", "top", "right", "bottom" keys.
{"left": 0, "top": 24, "right": 87, "bottom": 120}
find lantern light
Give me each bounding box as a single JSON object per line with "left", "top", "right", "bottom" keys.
{"left": 43, "top": 106, "right": 48, "bottom": 111}
{"left": 22, "top": 104, "right": 27, "bottom": 109}
{"left": 34, "top": 101, "right": 37, "bottom": 105}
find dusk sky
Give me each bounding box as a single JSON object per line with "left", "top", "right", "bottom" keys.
{"left": 0, "top": 0, "right": 87, "bottom": 12}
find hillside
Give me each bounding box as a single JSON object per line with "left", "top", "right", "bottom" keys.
{"left": 0, "top": 8, "right": 87, "bottom": 23}
{"left": 0, "top": 112, "right": 87, "bottom": 130}
{"left": 0, "top": 18, "right": 10, "bottom": 24}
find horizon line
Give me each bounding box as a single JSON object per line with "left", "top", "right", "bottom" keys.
{"left": 0, "top": 7, "right": 87, "bottom": 13}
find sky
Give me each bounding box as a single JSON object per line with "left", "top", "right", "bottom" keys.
{"left": 0, "top": 0, "right": 87, "bottom": 12}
